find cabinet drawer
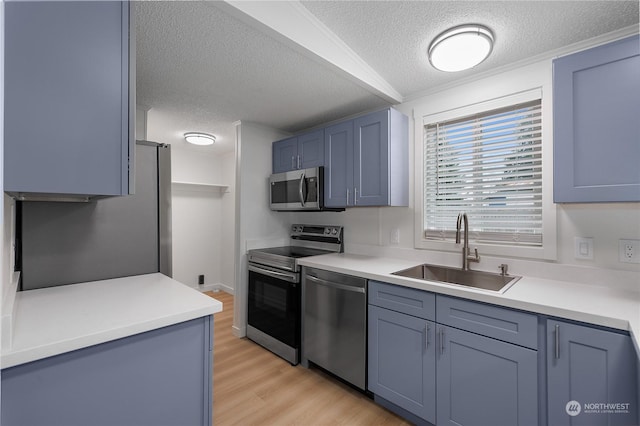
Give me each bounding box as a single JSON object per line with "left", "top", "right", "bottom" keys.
{"left": 436, "top": 295, "right": 538, "bottom": 349}
{"left": 369, "top": 281, "right": 435, "bottom": 321}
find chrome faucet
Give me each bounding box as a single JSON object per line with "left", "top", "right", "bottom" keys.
{"left": 455, "top": 212, "right": 480, "bottom": 270}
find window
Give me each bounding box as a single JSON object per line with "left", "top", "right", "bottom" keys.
{"left": 423, "top": 99, "right": 543, "bottom": 246}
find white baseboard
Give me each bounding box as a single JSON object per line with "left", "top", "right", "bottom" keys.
{"left": 198, "top": 282, "right": 234, "bottom": 295}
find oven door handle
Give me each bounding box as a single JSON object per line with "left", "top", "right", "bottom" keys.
{"left": 299, "top": 172, "right": 307, "bottom": 207}
{"left": 249, "top": 264, "right": 298, "bottom": 283}
{"left": 305, "top": 275, "right": 365, "bottom": 293}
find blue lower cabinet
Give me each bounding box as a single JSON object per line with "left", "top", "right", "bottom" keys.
{"left": 368, "top": 305, "right": 436, "bottom": 424}
{"left": 547, "top": 319, "right": 638, "bottom": 426}
{"left": 436, "top": 325, "right": 538, "bottom": 426}
{"left": 1, "top": 316, "right": 213, "bottom": 426}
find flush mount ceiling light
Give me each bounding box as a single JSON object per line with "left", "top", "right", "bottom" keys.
{"left": 428, "top": 25, "right": 494, "bottom": 72}
{"left": 184, "top": 132, "right": 216, "bottom": 146}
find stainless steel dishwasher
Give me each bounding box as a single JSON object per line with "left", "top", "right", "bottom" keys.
{"left": 301, "top": 266, "right": 367, "bottom": 390}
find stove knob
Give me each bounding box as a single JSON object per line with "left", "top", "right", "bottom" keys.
{"left": 324, "top": 228, "right": 331, "bottom": 235}
{"left": 331, "top": 228, "right": 338, "bottom": 235}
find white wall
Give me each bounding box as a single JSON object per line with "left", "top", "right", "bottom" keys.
{"left": 146, "top": 111, "right": 237, "bottom": 293}
{"left": 220, "top": 150, "right": 236, "bottom": 292}
{"left": 291, "top": 52, "right": 640, "bottom": 286}
{"left": 169, "top": 148, "right": 236, "bottom": 292}
{"left": 233, "top": 121, "right": 291, "bottom": 337}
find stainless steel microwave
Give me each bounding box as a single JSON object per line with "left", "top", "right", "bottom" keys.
{"left": 269, "top": 167, "right": 326, "bottom": 211}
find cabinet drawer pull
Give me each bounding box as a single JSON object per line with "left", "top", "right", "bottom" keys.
{"left": 554, "top": 324, "right": 560, "bottom": 359}
{"left": 439, "top": 328, "right": 445, "bottom": 356}
{"left": 425, "top": 323, "right": 430, "bottom": 349}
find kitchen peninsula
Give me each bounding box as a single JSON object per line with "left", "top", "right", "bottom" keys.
{"left": 1, "top": 273, "right": 222, "bottom": 426}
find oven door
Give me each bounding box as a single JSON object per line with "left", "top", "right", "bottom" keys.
{"left": 269, "top": 167, "right": 321, "bottom": 211}
{"left": 247, "top": 263, "right": 300, "bottom": 364}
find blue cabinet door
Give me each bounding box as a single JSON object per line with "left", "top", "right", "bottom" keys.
{"left": 324, "top": 121, "right": 354, "bottom": 207}
{"left": 272, "top": 136, "right": 299, "bottom": 173}
{"left": 354, "top": 110, "right": 389, "bottom": 206}
{"left": 368, "top": 305, "right": 436, "bottom": 424}
{"left": 273, "top": 130, "right": 325, "bottom": 173}
{"left": 4, "top": 1, "right": 133, "bottom": 197}
{"left": 547, "top": 319, "right": 638, "bottom": 426}
{"left": 2, "top": 316, "right": 213, "bottom": 426}
{"left": 437, "top": 325, "right": 538, "bottom": 426}
{"left": 553, "top": 35, "right": 640, "bottom": 202}
{"left": 299, "top": 130, "right": 325, "bottom": 169}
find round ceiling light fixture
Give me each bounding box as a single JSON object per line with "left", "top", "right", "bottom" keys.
{"left": 428, "top": 24, "right": 494, "bottom": 72}
{"left": 184, "top": 132, "right": 216, "bottom": 146}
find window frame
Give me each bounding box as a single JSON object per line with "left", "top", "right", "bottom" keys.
{"left": 413, "top": 64, "right": 557, "bottom": 261}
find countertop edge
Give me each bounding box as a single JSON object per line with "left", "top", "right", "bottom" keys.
{"left": 1, "top": 307, "right": 219, "bottom": 369}
{"left": 1, "top": 273, "right": 223, "bottom": 369}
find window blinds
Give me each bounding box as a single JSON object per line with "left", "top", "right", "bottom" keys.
{"left": 423, "top": 99, "right": 543, "bottom": 246}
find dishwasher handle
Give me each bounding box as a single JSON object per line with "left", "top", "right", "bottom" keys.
{"left": 305, "top": 274, "right": 365, "bottom": 294}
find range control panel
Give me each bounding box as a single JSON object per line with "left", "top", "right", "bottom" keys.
{"left": 291, "top": 224, "right": 342, "bottom": 240}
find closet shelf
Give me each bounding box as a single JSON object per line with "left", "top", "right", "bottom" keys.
{"left": 171, "top": 181, "right": 229, "bottom": 193}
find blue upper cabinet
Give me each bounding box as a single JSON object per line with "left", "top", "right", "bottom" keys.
{"left": 4, "top": 1, "right": 135, "bottom": 199}
{"left": 553, "top": 35, "right": 640, "bottom": 202}
{"left": 324, "top": 108, "right": 409, "bottom": 208}
{"left": 324, "top": 121, "right": 354, "bottom": 207}
{"left": 298, "top": 130, "right": 325, "bottom": 169}
{"left": 272, "top": 130, "right": 324, "bottom": 174}
{"left": 272, "top": 136, "right": 299, "bottom": 174}
{"left": 547, "top": 319, "right": 638, "bottom": 426}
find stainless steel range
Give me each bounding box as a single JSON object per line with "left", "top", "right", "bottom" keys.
{"left": 246, "top": 224, "right": 343, "bottom": 365}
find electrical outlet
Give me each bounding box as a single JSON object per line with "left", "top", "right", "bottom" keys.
{"left": 619, "top": 239, "right": 640, "bottom": 264}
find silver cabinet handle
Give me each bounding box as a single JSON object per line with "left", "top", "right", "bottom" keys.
{"left": 425, "top": 323, "right": 430, "bottom": 349}
{"left": 354, "top": 187, "right": 358, "bottom": 205}
{"left": 297, "top": 155, "right": 301, "bottom": 169}
{"left": 305, "top": 275, "right": 365, "bottom": 293}
{"left": 439, "top": 327, "right": 445, "bottom": 356}
{"left": 299, "top": 172, "right": 306, "bottom": 207}
{"left": 346, "top": 188, "right": 350, "bottom": 206}
{"left": 554, "top": 324, "right": 560, "bottom": 359}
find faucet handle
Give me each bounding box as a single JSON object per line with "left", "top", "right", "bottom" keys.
{"left": 467, "top": 247, "right": 480, "bottom": 263}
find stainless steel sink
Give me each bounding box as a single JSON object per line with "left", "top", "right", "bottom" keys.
{"left": 391, "top": 264, "right": 521, "bottom": 293}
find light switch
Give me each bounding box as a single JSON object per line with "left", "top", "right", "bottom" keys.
{"left": 574, "top": 237, "right": 593, "bottom": 260}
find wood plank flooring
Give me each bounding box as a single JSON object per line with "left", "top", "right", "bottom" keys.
{"left": 206, "top": 291, "right": 410, "bottom": 426}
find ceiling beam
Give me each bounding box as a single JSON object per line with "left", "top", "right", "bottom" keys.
{"left": 218, "top": 1, "right": 403, "bottom": 104}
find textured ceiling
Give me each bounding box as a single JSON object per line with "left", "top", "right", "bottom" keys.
{"left": 301, "top": 1, "right": 639, "bottom": 98}
{"left": 135, "top": 1, "right": 639, "bottom": 154}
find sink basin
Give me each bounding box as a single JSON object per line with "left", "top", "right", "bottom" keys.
{"left": 391, "top": 264, "right": 521, "bottom": 293}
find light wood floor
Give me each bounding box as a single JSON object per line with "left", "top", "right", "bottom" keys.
{"left": 205, "top": 291, "right": 411, "bottom": 426}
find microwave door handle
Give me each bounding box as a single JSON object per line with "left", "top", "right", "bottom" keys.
{"left": 299, "top": 172, "right": 306, "bottom": 207}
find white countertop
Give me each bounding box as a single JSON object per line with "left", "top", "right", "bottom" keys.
{"left": 2, "top": 273, "right": 223, "bottom": 369}
{"left": 298, "top": 253, "right": 640, "bottom": 355}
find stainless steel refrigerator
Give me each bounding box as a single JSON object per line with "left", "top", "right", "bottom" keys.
{"left": 19, "top": 141, "right": 172, "bottom": 290}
